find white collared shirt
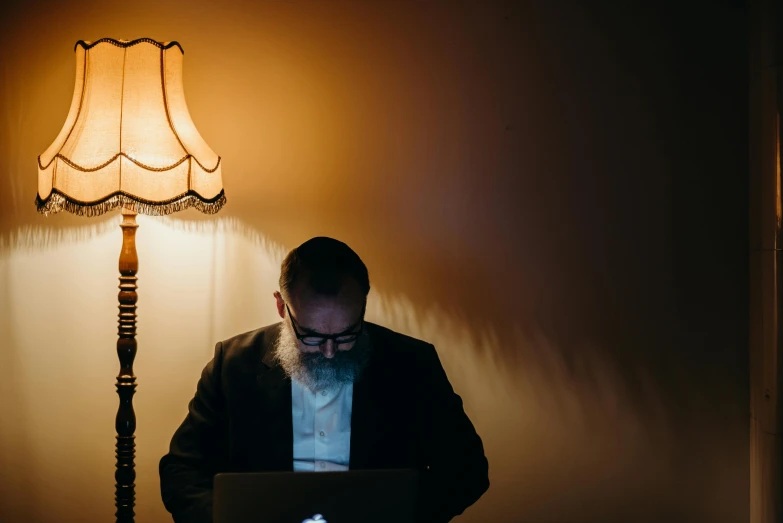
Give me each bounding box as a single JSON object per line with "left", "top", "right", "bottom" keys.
{"left": 291, "top": 379, "right": 353, "bottom": 472}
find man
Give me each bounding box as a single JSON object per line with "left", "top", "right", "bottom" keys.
{"left": 160, "top": 237, "right": 489, "bottom": 523}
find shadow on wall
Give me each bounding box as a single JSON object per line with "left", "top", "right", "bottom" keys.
{"left": 0, "top": 218, "right": 118, "bottom": 253}
{"left": 158, "top": 217, "right": 744, "bottom": 522}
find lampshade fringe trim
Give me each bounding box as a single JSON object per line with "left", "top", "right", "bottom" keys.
{"left": 35, "top": 189, "right": 226, "bottom": 217}
{"left": 74, "top": 38, "right": 184, "bottom": 54}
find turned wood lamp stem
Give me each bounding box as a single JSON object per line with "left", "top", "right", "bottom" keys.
{"left": 116, "top": 206, "right": 139, "bottom": 523}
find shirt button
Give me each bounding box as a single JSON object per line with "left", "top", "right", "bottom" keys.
{"left": 319, "top": 462, "right": 326, "bottom": 469}
{"left": 319, "top": 431, "right": 325, "bottom": 437}
{"left": 321, "top": 390, "right": 328, "bottom": 396}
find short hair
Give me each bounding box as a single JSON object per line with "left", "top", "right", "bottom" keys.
{"left": 279, "top": 237, "right": 370, "bottom": 301}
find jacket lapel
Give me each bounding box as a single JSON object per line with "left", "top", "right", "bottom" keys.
{"left": 252, "top": 326, "right": 293, "bottom": 471}
{"left": 349, "top": 328, "right": 381, "bottom": 470}
{"left": 349, "top": 374, "right": 376, "bottom": 469}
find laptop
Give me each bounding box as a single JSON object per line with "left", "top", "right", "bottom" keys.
{"left": 214, "top": 469, "right": 419, "bottom": 523}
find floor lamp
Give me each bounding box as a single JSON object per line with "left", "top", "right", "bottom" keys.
{"left": 35, "top": 38, "right": 226, "bottom": 523}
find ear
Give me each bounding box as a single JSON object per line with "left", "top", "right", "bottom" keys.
{"left": 273, "top": 291, "right": 285, "bottom": 319}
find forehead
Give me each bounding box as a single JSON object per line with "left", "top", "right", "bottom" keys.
{"left": 289, "top": 281, "right": 365, "bottom": 333}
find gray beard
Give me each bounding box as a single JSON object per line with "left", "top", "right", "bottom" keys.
{"left": 273, "top": 321, "right": 371, "bottom": 392}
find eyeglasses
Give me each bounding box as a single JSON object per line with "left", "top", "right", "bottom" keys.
{"left": 285, "top": 303, "right": 365, "bottom": 346}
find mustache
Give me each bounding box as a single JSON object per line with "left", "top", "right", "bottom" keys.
{"left": 299, "top": 348, "right": 358, "bottom": 365}
{"left": 273, "top": 324, "right": 371, "bottom": 391}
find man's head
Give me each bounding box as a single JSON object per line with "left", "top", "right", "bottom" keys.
{"left": 273, "top": 237, "right": 371, "bottom": 391}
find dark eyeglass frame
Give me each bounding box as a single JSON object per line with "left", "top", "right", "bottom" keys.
{"left": 285, "top": 303, "right": 365, "bottom": 346}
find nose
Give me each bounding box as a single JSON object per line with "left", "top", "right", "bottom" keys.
{"left": 320, "top": 340, "right": 336, "bottom": 359}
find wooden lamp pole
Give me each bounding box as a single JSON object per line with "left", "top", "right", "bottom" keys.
{"left": 116, "top": 206, "right": 139, "bottom": 523}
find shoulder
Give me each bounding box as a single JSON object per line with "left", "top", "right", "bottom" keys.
{"left": 366, "top": 322, "right": 438, "bottom": 364}
{"left": 367, "top": 322, "right": 429, "bottom": 347}
{"left": 365, "top": 323, "right": 451, "bottom": 395}
{"left": 217, "top": 322, "right": 282, "bottom": 368}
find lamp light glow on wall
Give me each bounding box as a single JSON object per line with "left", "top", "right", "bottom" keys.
{"left": 34, "top": 38, "right": 225, "bottom": 523}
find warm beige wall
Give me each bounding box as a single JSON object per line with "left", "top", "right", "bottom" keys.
{"left": 0, "top": 1, "right": 749, "bottom": 522}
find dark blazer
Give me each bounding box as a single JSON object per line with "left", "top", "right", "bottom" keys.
{"left": 159, "top": 322, "right": 489, "bottom": 523}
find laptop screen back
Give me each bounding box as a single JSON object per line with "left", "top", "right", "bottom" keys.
{"left": 214, "top": 469, "right": 418, "bottom": 523}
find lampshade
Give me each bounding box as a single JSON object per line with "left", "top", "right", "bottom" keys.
{"left": 36, "top": 38, "right": 225, "bottom": 217}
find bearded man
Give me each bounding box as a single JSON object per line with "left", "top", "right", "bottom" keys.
{"left": 159, "top": 237, "right": 489, "bottom": 523}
